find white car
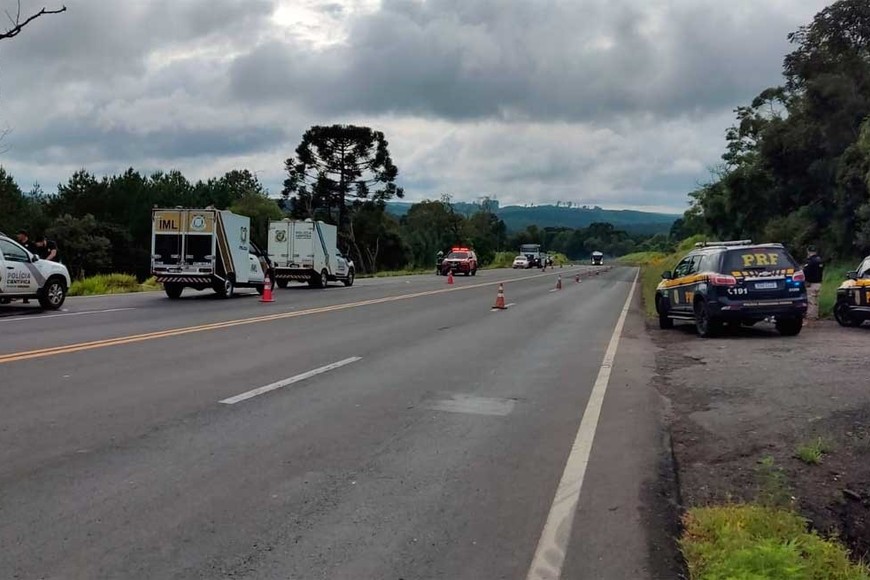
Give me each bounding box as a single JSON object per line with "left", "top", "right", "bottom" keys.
{"left": 0, "top": 233, "right": 71, "bottom": 309}
{"left": 512, "top": 255, "right": 530, "bottom": 269}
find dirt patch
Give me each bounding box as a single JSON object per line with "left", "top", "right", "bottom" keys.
{"left": 651, "top": 319, "right": 870, "bottom": 561}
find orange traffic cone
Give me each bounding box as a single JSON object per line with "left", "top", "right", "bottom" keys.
{"left": 556, "top": 275, "right": 562, "bottom": 291}
{"left": 447, "top": 271, "right": 454, "bottom": 285}
{"left": 493, "top": 283, "right": 507, "bottom": 309}
{"left": 260, "top": 275, "right": 275, "bottom": 303}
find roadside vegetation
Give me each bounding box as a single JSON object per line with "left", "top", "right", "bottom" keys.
{"left": 795, "top": 438, "right": 832, "bottom": 466}
{"left": 682, "top": 505, "right": 870, "bottom": 580}
{"left": 69, "top": 274, "right": 160, "bottom": 297}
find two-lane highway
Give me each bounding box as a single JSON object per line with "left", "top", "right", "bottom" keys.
{"left": 0, "top": 266, "right": 669, "bottom": 579}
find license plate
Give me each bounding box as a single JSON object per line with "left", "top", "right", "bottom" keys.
{"left": 755, "top": 282, "right": 778, "bottom": 290}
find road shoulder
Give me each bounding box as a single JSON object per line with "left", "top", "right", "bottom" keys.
{"left": 561, "top": 276, "right": 684, "bottom": 579}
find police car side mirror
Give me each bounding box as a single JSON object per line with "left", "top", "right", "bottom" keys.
{"left": 31, "top": 254, "right": 39, "bottom": 263}
{"left": 661, "top": 271, "right": 672, "bottom": 280}
{"left": 847, "top": 270, "right": 858, "bottom": 281}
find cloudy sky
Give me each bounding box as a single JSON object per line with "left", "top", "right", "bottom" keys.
{"left": 0, "top": 0, "right": 831, "bottom": 212}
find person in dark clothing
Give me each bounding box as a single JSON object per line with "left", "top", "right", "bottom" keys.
{"left": 14, "top": 230, "right": 38, "bottom": 303}
{"left": 15, "top": 229, "right": 38, "bottom": 254}
{"left": 803, "top": 246, "right": 824, "bottom": 323}
{"left": 35, "top": 235, "right": 59, "bottom": 262}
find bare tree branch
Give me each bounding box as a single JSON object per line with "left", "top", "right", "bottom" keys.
{"left": 0, "top": 2, "right": 66, "bottom": 41}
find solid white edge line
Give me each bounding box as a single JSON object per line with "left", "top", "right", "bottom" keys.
{"left": 525, "top": 269, "right": 639, "bottom": 580}
{"left": 219, "top": 357, "right": 362, "bottom": 405}
{"left": 0, "top": 307, "right": 136, "bottom": 323}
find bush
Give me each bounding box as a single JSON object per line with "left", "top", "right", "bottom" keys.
{"left": 682, "top": 505, "right": 870, "bottom": 580}
{"left": 69, "top": 274, "right": 159, "bottom": 296}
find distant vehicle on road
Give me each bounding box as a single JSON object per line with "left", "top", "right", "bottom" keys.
{"left": 512, "top": 255, "right": 530, "bottom": 269}
{"left": 151, "top": 208, "right": 269, "bottom": 299}
{"left": 441, "top": 247, "right": 478, "bottom": 276}
{"left": 592, "top": 251, "right": 604, "bottom": 265}
{"left": 268, "top": 219, "right": 354, "bottom": 289}
{"left": 0, "top": 232, "right": 70, "bottom": 309}
{"left": 520, "top": 243, "right": 544, "bottom": 268}
{"left": 656, "top": 240, "right": 806, "bottom": 337}
{"left": 834, "top": 255, "right": 870, "bottom": 327}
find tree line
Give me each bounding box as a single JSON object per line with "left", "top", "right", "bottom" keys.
{"left": 0, "top": 164, "right": 667, "bottom": 280}
{"left": 681, "top": 0, "right": 870, "bottom": 260}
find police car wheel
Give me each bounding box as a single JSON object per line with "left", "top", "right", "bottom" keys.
{"left": 694, "top": 302, "right": 720, "bottom": 338}
{"left": 342, "top": 269, "right": 355, "bottom": 287}
{"left": 775, "top": 318, "right": 803, "bottom": 336}
{"left": 658, "top": 311, "right": 673, "bottom": 330}
{"left": 834, "top": 302, "right": 860, "bottom": 327}
{"left": 38, "top": 278, "right": 67, "bottom": 310}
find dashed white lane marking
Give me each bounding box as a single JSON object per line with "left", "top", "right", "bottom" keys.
{"left": 219, "top": 357, "right": 362, "bottom": 405}
{"left": 427, "top": 394, "right": 516, "bottom": 416}
{"left": 525, "top": 269, "right": 639, "bottom": 580}
{"left": 0, "top": 307, "right": 136, "bottom": 323}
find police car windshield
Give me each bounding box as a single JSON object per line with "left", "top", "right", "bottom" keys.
{"left": 722, "top": 248, "right": 796, "bottom": 272}
{"left": 448, "top": 252, "right": 468, "bottom": 259}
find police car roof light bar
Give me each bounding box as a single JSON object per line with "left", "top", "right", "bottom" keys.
{"left": 694, "top": 239, "right": 753, "bottom": 248}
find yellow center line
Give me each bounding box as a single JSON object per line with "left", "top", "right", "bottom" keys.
{"left": 0, "top": 269, "right": 579, "bottom": 365}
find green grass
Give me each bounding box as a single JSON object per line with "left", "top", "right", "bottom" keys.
{"left": 820, "top": 261, "right": 853, "bottom": 318}
{"left": 69, "top": 274, "right": 161, "bottom": 296}
{"left": 487, "top": 251, "right": 516, "bottom": 269}
{"left": 357, "top": 268, "right": 432, "bottom": 279}
{"left": 682, "top": 504, "right": 870, "bottom": 580}
{"left": 795, "top": 438, "right": 831, "bottom": 466}
{"left": 618, "top": 251, "right": 669, "bottom": 265}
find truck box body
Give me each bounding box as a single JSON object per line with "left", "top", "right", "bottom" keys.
{"left": 268, "top": 219, "right": 354, "bottom": 288}
{"left": 151, "top": 208, "right": 262, "bottom": 292}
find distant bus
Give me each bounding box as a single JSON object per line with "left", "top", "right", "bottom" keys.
{"left": 592, "top": 251, "right": 604, "bottom": 266}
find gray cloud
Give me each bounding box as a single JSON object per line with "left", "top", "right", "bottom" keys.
{"left": 0, "top": 0, "right": 832, "bottom": 212}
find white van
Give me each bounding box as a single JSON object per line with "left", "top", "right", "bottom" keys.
{"left": 268, "top": 219, "right": 355, "bottom": 288}
{"left": 0, "top": 233, "right": 71, "bottom": 309}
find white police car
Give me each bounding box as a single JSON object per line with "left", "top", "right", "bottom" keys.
{"left": 0, "top": 233, "right": 71, "bottom": 309}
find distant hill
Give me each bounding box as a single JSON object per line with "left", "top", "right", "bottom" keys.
{"left": 386, "top": 202, "right": 678, "bottom": 235}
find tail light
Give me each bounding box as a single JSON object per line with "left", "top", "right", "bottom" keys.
{"left": 791, "top": 270, "right": 806, "bottom": 283}
{"left": 710, "top": 273, "right": 737, "bottom": 286}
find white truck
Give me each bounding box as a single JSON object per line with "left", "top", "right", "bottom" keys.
{"left": 268, "top": 219, "right": 355, "bottom": 288}
{"left": 0, "top": 232, "right": 71, "bottom": 309}
{"left": 150, "top": 208, "right": 270, "bottom": 299}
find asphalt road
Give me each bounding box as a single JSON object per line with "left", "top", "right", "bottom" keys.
{"left": 0, "top": 266, "right": 671, "bottom": 579}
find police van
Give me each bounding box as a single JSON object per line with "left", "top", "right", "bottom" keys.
{"left": 656, "top": 240, "right": 806, "bottom": 337}
{"left": 834, "top": 255, "right": 870, "bottom": 327}
{"left": 0, "top": 232, "right": 71, "bottom": 309}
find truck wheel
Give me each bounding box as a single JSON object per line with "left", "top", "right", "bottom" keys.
{"left": 276, "top": 279, "right": 289, "bottom": 289}
{"left": 343, "top": 269, "right": 355, "bottom": 287}
{"left": 38, "top": 277, "right": 67, "bottom": 310}
{"left": 215, "top": 278, "right": 235, "bottom": 299}
{"left": 164, "top": 283, "right": 183, "bottom": 299}
{"left": 311, "top": 269, "right": 329, "bottom": 289}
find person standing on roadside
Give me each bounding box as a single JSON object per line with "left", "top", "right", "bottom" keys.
{"left": 35, "top": 235, "right": 59, "bottom": 262}
{"left": 803, "top": 246, "right": 824, "bottom": 324}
